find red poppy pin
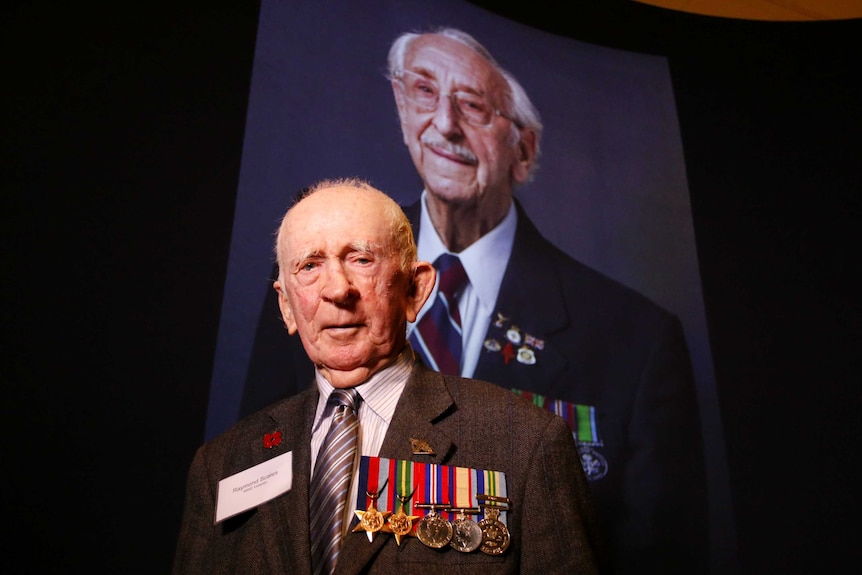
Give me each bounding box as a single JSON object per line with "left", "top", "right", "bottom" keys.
{"left": 263, "top": 430, "right": 282, "bottom": 449}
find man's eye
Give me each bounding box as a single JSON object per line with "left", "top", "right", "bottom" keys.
{"left": 459, "top": 96, "right": 486, "bottom": 112}
{"left": 415, "top": 82, "right": 436, "bottom": 96}
{"left": 301, "top": 262, "right": 317, "bottom": 272}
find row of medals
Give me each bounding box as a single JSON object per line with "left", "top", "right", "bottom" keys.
{"left": 353, "top": 492, "right": 511, "bottom": 555}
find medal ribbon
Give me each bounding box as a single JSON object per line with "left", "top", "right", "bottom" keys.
{"left": 356, "top": 456, "right": 508, "bottom": 525}
{"left": 383, "top": 458, "right": 413, "bottom": 515}
{"left": 355, "top": 456, "right": 383, "bottom": 512}
{"left": 511, "top": 389, "right": 602, "bottom": 446}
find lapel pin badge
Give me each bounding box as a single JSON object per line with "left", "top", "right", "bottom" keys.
{"left": 410, "top": 438, "right": 435, "bottom": 456}
{"left": 263, "top": 430, "right": 282, "bottom": 449}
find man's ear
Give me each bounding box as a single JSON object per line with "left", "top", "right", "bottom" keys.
{"left": 273, "top": 280, "right": 298, "bottom": 335}
{"left": 406, "top": 261, "right": 436, "bottom": 323}
{"left": 512, "top": 128, "right": 538, "bottom": 184}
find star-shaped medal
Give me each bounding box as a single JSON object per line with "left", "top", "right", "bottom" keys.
{"left": 382, "top": 508, "right": 420, "bottom": 545}
{"left": 382, "top": 490, "right": 419, "bottom": 545}
{"left": 353, "top": 492, "right": 391, "bottom": 542}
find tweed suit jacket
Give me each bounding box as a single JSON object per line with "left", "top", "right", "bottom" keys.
{"left": 174, "top": 363, "right": 600, "bottom": 574}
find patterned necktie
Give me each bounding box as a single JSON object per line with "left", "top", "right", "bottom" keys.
{"left": 309, "top": 388, "right": 361, "bottom": 575}
{"left": 409, "top": 253, "right": 468, "bottom": 375}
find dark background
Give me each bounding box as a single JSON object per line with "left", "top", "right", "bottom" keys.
{"left": 2, "top": 2, "right": 859, "bottom": 573}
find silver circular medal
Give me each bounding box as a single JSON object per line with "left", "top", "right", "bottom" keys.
{"left": 416, "top": 509, "right": 453, "bottom": 549}
{"left": 450, "top": 515, "right": 482, "bottom": 553}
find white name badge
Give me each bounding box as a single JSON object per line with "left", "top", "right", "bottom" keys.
{"left": 215, "top": 451, "right": 293, "bottom": 523}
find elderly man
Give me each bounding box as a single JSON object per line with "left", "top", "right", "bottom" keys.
{"left": 241, "top": 28, "right": 708, "bottom": 573}
{"left": 174, "top": 179, "right": 600, "bottom": 574}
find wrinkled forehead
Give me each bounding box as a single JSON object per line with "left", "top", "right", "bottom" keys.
{"left": 280, "top": 187, "right": 392, "bottom": 257}
{"left": 403, "top": 34, "right": 507, "bottom": 97}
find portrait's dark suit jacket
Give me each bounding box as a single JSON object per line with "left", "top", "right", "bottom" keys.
{"left": 240, "top": 199, "right": 708, "bottom": 573}
{"left": 174, "top": 363, "right": 600, "bottom": 574}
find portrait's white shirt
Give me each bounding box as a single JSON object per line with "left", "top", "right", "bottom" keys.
{"left": 410, "top": 190, "right": 517, "bottom": 378}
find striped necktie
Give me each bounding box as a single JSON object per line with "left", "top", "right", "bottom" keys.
{"left": 409, "top": 253, "right": 468, "bottom": 375}
{"left": 309, "top": 388, "right": 361, "bottom": 575}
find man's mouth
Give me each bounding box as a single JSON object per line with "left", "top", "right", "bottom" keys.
{"left": 325, "top": 323, "right": 363, "bottom": 331}
{"left": 422, "top": 136, "right": 478, "bottom": 165}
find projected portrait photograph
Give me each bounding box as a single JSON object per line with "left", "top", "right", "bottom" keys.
{"left": 204, "top": 1, "right": 732, "bottom": 572}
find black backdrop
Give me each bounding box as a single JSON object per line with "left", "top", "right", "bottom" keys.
{"left": 3, "top": 2, "right": 859, "bottom": 574}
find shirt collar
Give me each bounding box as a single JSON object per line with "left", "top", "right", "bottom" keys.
{"left": 313, "top": 347, "right": 414, "bottom": 430}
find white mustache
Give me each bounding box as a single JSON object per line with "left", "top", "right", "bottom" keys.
{"left": 420, "top": 133, "right": 478, "bottom": 164}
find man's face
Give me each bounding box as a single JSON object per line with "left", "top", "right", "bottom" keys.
{"left": 275, "top": 188, "right": 414, "bottom": 387}
{"left": 393, "top": 35, "right": 533, "bottom": 209}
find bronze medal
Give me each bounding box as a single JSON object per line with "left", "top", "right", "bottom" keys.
{"left": 383, "top": 490, "right": 419, "bottom": 546}
{"left": 415, "top": 503, "right": 453, "bottom": 548}
{"left": 449, "top": 508, "right": 482, "bottom": 553}
{"left": 353, "top": 488, "right": 391, "bottom": 543}
{"left": 478, "top": 506, "right": 510, "bottom": 555}
{"left": 476, "top": 494, "right": 512, "bottom": 556}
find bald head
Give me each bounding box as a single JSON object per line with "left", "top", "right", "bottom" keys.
{"left": 276, "top": 178, "right": 416, "bottom": 286}
{"left": 271, "top": 178, "right": 436, "bottom": 387}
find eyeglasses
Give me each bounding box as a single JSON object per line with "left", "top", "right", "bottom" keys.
{"left": 394, "top": 69, "right": 521, "bottom": 128}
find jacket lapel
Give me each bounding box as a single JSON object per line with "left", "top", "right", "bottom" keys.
{"left": 436, "top": 200, "right": 568, "bottom": 389}
{"left": 252, "top": 391, "right": 318, "bottom": 574}
{"left": 380, "top": 364, "right": 455, "bottom": 465}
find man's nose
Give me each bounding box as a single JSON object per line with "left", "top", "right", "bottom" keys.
{"left": 321, "top": 263, "right": 356, "bottom": 304}
{"left": 432, "top": 93, "right": 463, "bottom": 137}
